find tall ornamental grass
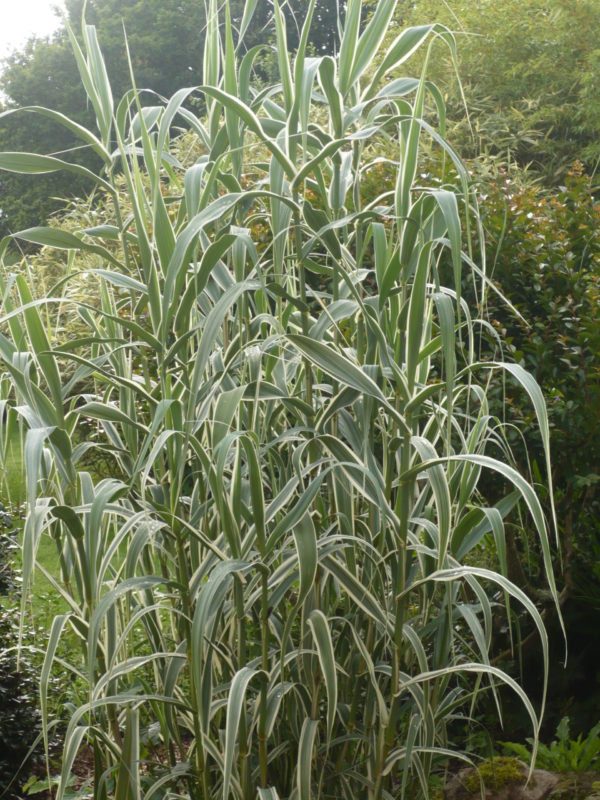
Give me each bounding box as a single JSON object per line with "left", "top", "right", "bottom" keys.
{"left": 0, "top": 1, "right": 561, "bottom": 797}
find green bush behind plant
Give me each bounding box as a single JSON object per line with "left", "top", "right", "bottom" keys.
{"left": 481, "top": 163, "right": 600, "bottom": 577}
{"left": 0, "top": 505, "right": 44, "bottom": 798}
{"left": 391, "top": 0, "right": 600, "bottom": 181}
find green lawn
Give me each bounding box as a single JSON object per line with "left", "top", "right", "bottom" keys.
{"left": 1, "top": 428, "right": 68, "bottom": 627}
{"left": 1, "top": 426, "right": 26, "bottom": 508}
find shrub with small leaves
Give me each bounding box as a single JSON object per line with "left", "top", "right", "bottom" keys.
{"left": 0, "top": 607, "right": 43, "bottom": 797}
{"left": 478, "top": 163, "right": 600, "bottom": 607}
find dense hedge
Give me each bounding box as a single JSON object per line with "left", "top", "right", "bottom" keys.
{"left": 0, "top": 512, "right": 42, "bottom": 798}
{"left": 481, "top": 163, "right": 600, "bottom": 595}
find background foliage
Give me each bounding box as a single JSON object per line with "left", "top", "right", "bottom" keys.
{"left": 392, "top": 0, "right": 600, "bottom": 180}
{"left": 0, "top": 505, "right": 43, "bottom": 798}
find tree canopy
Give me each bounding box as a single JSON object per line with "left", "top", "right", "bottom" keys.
{"left": 0, "top": 0, "right": 208, "bottom": 238}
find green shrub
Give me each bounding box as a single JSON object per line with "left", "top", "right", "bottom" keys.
{"left": 0, "top": 551, "right": 43, "bottom": 797}
{"left": 477, "top": 163, "right": 600, "bottom": 610}
{"left": 388, "top": 0, "right": 600, "bottom": 181}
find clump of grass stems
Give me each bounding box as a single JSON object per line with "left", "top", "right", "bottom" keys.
{"left": 0, "top": 1, "right": 562, "bottom": 798}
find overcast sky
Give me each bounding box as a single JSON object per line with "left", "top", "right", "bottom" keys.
{"left": 0, "top": 0, "right": 65, "bottom": 59}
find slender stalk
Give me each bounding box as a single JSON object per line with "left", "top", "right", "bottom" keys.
{"left": 292, "top": 191, "right": 313, "bottom": 415}
{"left": 258, "top": 569, "right": 269, "bottom": 787}
{"left": 175, "top": 528, "right": 207, "bottom": 800}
